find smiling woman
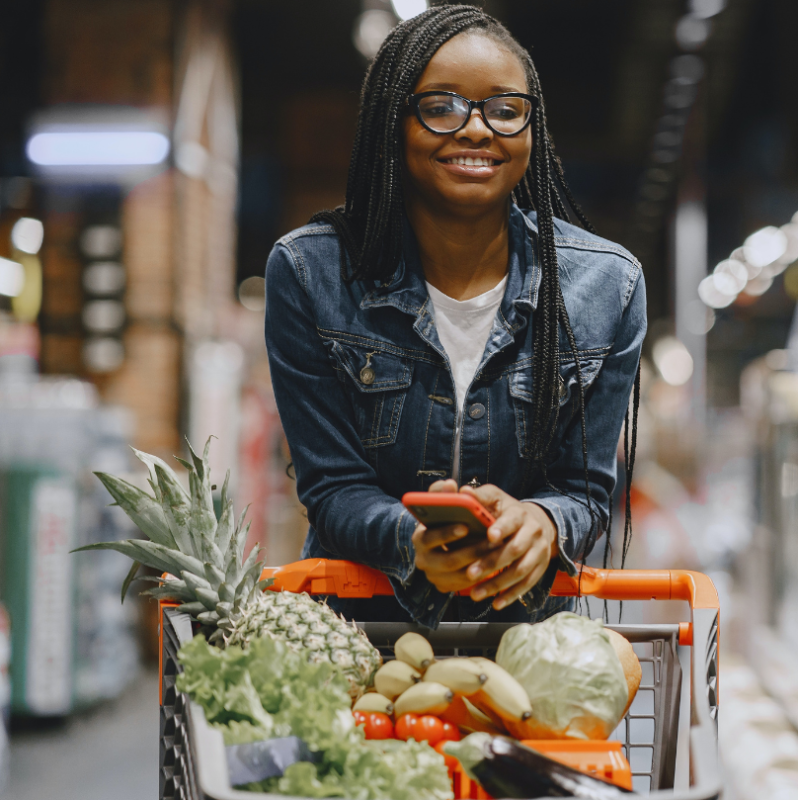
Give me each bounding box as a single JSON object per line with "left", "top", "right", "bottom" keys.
{"left": 263, "top": 5, "right": 646, "bottom": 628}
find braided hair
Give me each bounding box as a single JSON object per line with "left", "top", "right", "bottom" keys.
{"left": 311, "top": 5, "right": 639, "bottom": 580}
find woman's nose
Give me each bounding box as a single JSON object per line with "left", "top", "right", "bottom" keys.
{"left": 455, "top": 109, "right": 493, "bottom": 143}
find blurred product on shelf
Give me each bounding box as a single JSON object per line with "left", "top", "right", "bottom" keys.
{"left": 737, "top": 342, "right": 798, "bottom": 726}
{"left": 0, "top": 364, "right": 140, "bottom": 715}
{"left": 0, "top": 604, "right": 9, "bottom": 791}
{"left": 719, "top": 656, "right": 798, "bottom": 800}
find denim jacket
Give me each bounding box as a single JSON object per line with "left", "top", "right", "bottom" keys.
{"left": 264, "top": 204, "right": 646, "bottom": 628}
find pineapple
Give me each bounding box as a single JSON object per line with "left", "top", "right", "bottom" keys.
{"left": 75, "top": 438, "right": 381, "bottom": 698}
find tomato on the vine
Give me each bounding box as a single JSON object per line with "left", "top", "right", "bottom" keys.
{"left": 395, "top": 713, "right": 419, "bottom": 741}
{"left": 362, "top": 712, "right": 394, "bottom": 740}
{"left": 416, "top": 715, "right": 445, "bottom": 745}
{"left": 440, "top": 721, "right": 461, "bottom": 742}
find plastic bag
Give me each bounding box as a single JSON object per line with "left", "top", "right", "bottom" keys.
{"left": 495, "top": 613, "right": 628, "bottom": 740}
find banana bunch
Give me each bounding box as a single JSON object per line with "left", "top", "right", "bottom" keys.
{"left": 361, "top": 632, "right": 532, "bottom": 733}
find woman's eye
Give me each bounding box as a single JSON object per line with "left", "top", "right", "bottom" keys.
{"left": 488, "top": 104, "right": 521, "bottom": 120}
{"left": 424, "top": 103, "right": 455, "bottom": 116}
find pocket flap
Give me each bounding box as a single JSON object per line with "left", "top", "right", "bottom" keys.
{"left": 509, "top": 357, "right": 603, "bottom": 407}
{"left": 328, "top": 341, "right": 414, "bottom": 393}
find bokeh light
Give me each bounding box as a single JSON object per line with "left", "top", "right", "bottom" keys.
{"left": 652, "top": 336, "right": 694, "bottom": 386}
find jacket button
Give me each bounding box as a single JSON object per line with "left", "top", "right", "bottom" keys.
{"left": 360, "top": 366, "right": 375, "bottom": 385}
{"left": 468, "top": 403, "right": 486, "bottom": 419}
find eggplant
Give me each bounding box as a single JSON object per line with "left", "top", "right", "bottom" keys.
{"left": 444, "top": 733, "right": 633, "bottom": 799}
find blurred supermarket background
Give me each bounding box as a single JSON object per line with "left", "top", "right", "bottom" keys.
{"left": 0, "top": 0, "right": 795, "bottom": 797}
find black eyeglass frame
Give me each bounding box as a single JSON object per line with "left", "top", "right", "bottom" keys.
{"left": 406, "top": 91, "right": 539, "bottom": 137}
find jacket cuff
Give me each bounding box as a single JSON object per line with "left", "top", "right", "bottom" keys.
{"left": 386, "top": 508, "right": 452, "bottom": 629}
{"left": 519, "top": 498, "right": 578, "bottom": 612}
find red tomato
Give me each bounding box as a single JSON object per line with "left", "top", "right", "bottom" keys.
{"left": 416, "top": 715, "right": 445, "bottom": 745}
{"left": 434, "top": 740, "right": 459, "bottom": 771}
{"left": 440, "top": 721, "right": 461, "bottom": 742}
{"left": 395, "top": 713, "right": 419, "bottom": 740}
{"left": 353, "top": 710, "right": 368, "bottom": 727}
{"left": 363, "top": 712, "right": 394, "bottom": 740}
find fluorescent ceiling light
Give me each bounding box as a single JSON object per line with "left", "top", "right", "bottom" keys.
{"left": 27, "top": 131, "right": 169, "bottom": 166}
{"left": 391, "top": 0, "right": 428, "bottom": 21}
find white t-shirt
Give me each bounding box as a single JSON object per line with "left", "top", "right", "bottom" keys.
{"left": 425, "top": 275, "right": 508, "bottom": 480}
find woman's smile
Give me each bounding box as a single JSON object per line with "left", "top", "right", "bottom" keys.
{"left": 437, "top": 149, "right": 505, "bottom": 178}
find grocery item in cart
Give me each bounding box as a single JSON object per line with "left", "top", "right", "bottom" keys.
{"left": 175, "top": 631, "right": 452, "bottom": 799}
{"left": 74, "top": 439, "right": 383, "bottom": 698}
{"left": 496, "top": 613, "right": 635, "bottom": 740}
{"left": 445, "top": 733, "right": 631, "bottom": 798}
{"left": 159, "top": 560, "right": 722, "bottom": 798}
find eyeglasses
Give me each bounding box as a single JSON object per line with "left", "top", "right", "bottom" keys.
{"left": 407, "top": 91, "right": 538, "bottom": 137}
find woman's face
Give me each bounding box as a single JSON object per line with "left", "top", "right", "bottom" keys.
{"left": 402, "top": 33, "right": 533, "bottom": 215}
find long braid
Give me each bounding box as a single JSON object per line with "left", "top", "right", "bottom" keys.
{"left": 309, "top": 5, "right": 639, "bottom": 584}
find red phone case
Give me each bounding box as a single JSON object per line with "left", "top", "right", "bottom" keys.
{"left": 402, "top": 492, "right": 496, "bottom": 549}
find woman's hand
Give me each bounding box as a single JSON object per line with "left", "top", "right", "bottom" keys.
{"left": 411, "top": 481, "right": 559, "bottom": 609}
{"left": 411, "top": 479, "right": 501, "bottom": 595}
{"left": 460, "top": 484, "right": 559, "bottom": 610}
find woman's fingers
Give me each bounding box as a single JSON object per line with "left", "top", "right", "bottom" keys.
{"left": 465, "top": 508, "right": 536, "bottom": 578}
{"left": 490, "top": 551, "right": 551, "bottom": 610}
{"left": 469, "top": 538, "right": 540, "bottom": 600}
{"left": 485, "top": 505, "right": 527, "bottom": 545}
{"left": 412, "top": 522, "right": 468, "bottom": 552}
{"left": 459, "top": 482, "right": 507, "bottom": 512}
{"left": 429, "top": 479, "right": 458, "bottom": 493}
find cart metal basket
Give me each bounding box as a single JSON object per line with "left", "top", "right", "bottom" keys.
{"left": 158, "top": 560, "right": 721, "bottom": 800}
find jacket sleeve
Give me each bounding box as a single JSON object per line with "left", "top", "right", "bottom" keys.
{"left": 264, "top": 242, "right": 442, "bottom": 626}
{"left": 522, "top": 268, "right": 647, "bottom": 610}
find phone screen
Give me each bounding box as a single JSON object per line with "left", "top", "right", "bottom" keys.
{"left": 408, "top": 504, "right": 488, "bottom": 550}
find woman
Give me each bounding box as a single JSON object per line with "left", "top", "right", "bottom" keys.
{"left": 264, "top": 6, "right": 645, "bottom": 628}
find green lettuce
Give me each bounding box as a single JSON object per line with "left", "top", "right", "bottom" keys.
{"left": 176, "top": 634, "right": 452, "bottom": 799}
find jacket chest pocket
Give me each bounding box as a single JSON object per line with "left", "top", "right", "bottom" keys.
{"left": 508, "top": 356, "right": 604, "bottom": 458}
{"left": 328, "top": 341, "right": 414, "bottom": 448}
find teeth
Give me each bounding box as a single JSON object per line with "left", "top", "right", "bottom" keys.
{"left": 446, "top": 157, "right": 494, "bottom": 166}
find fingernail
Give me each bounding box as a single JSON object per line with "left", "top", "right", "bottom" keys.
{"left": 467, "top": 565, "right": 481, "bottom": 579}
{"left": 472, "top": 589, "right": 485, "bottom": 601}
{"left": 454, "top": 525, "right": 468, "bottom": 537}
{"left": 488, "top": 526, "right": 500, "bottom": 536}
{"left": 495, "top": 599, "right": 507, "bottom": 610}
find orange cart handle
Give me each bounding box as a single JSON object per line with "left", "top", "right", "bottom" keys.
{"left": 261, "top": 559, "right": 718, "bottom": 612}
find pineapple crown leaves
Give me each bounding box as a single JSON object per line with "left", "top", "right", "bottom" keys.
{"left": 72, "top": 437, "right": 266, "bottom": 607}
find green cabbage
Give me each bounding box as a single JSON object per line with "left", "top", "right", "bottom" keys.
{"left": 176, "top": 634, "right": 452, "bottom": 799}
{"left": 495, "top": 613, "right": 628, "bottom": 740}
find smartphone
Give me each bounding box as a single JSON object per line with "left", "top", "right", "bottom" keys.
{"left": 402, "top": 492, "right": 496, "bottom": 551}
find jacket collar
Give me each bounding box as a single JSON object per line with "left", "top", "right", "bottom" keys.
{"left": 360, "top": 204, "right": 542, "bottom": 332}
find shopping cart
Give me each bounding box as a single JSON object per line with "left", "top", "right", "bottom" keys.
{"left": 158, "top": 560, "right": 721, "bottom": 799}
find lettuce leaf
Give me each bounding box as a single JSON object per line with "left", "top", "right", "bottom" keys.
{"left": 176, "top": 634, "right": 453, "bottom": 799}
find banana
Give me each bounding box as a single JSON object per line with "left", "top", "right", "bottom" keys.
{"left": 423, "top": 658, "right": 487, "bottom": 696}
{"left": 394, "top": 681, "right": 454, "bottom": 717}
{"left": 469, "top": 658, "right": 532, "bottom": 723}
{"left": 394, "top": 632, "right": 435, "bottom": 671}
{"left": 353, "top": 692, "right": 394, "bottom": 716}
{"left": 374, "top": 660, "right": 421, "bottom": 700}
